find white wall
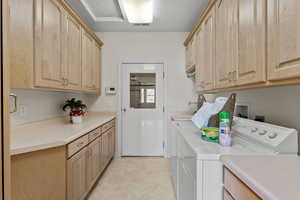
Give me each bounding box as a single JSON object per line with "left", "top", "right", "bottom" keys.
{"left": 216, "top": 85, "right": 300, "bottom": 132}
{"left": 10, "top": 89, "right": 90, "bottom": 126}
{"left": 86, "top": 32, "right": 198, "bottom": 156}
{"left": 87, "top": 32, "right": 197, "bottom": 113}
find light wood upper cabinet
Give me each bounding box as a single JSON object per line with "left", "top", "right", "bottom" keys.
{"left": 215, "top": 0, "right": 238, "bottom": 89}
{"left": 236, "top": 0, "right": 266, "bottom": 86}
{"left": 34, "top": 0, "right": 65, "bottom": 89}
{"left": 195, "top": 5, "right": 215, "bottom": 93}
{"left": 67, "top": 147, "right": 87, "bottom": 200}
{"left": 185, "top": 37, "right": 196, "bottom": 72}
{"left": 92, "top": 43, "right": 101, "bottom": 94}
{"left": 66, "top": 15, "right": 82, "bottom": 90}
{"left": 10, "top": 0, "right": 103, "bottom": 94}
{"left": 195, "top": 27, "right": 205, "bottom": 92}
{"left": 268, "top": 0, "right": 300, "bottom": 81}
{"left": 202, "top": 6, "right": 216, "bottom": 91}
{"left": 82, "top": 31, "right": 95, "bottom": 91}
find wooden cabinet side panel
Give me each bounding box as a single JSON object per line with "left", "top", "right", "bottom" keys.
{"left": 3, "top": 0, "right": 11, "bottom": 198}
{"left": 11, "top": 147, "right": 67, "bottom": 200}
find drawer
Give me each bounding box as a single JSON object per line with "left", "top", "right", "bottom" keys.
{"left": 68, "top": 135, "right": 89, "bottom": 158}
{"left": 102, "top": 119, "right": 115, "bottom": 133}
{"left": 88, "top": 127, "right": 101, "bottom": 142}
{"left": 224, "top": 168, "right": 261, "bottom": 200}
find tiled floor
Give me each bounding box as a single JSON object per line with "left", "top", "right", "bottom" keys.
{"left": 87, "top": 157, "right": 176, "bottom": 200}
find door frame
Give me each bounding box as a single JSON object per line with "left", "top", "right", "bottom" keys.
{"left": 118, "top": 62, "right": 166, "bottom": 157}
{"left": 1, "top": 0, "right": 11, "bottom": 199}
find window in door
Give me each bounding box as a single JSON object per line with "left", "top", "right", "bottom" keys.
{"left": 130, "top": 73, "right": 156, "bottom": 109}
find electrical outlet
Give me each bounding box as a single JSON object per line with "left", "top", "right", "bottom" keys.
{"left": 19, "top": 105, "right": 27, "bottom": 117}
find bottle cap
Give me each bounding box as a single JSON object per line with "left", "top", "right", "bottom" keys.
{"left": 219, "top": 112, "right": 231, "bottom": 119}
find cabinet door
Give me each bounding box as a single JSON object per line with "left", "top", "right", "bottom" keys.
{"left": 108, "top": 127, "right": 115, "bottom": 158}
{"left": 66, "top": 15, "right": 82, "bottom": 90}
{"left": 67, "top": 147, "right": 87, "bottom": 200}
{"left": 237, "top": 0, "right": 266, "bottom": 85}
{"left": 99, "top": 135, "right": 105, "bottom": 172}
{"left": 102, "top": 131, "right": 109, "bottom": 166}
{"left": 215, "top": 0, "right": 238, "bottom": 89}
{"left": 268, "top": 0, "right": 300, "bottom": 81}
{"left": 203, "top": 6, "right": 216, "bottom": 91}
{"left": 195, "top": 27, "right": 205, "bottom": 92}
{"left": 86, "top": 137, "right": 100, "bottom": 188}
{"left": 34, "top": 0, "right": 65, "bottom": 89}
{"left": 92, "top": 43, "right": 101, "bottom": 94}
{"left": 82, "top": 31, "right": 94, "bottom": 90}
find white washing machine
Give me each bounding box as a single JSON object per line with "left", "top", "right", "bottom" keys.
{"left": 169, "top": 117, "right": 298, "bottom": 200}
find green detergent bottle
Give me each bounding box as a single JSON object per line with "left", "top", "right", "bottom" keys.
{"left": 219, "top": 112, "right": 232, "bottom": 146}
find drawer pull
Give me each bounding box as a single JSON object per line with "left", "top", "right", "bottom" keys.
{"left": 93, "top": 132, "right": 99, "bottom": 136}
{"left": 76, "top": 142, "right": 84, "bottom": 147}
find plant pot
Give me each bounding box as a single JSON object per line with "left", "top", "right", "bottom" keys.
{"left": 71, "top": 115, "right": 83, "bottom": 124}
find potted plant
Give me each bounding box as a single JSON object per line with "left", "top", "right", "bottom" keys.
{"left": 62, "top": 98, "right": 87, "bottom": 124}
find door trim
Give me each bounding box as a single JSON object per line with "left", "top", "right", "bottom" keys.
{"left": 118, "top": 62, "right": 166, "bottom": 157}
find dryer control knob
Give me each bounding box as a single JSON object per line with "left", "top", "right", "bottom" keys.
{"left": 268, "top": 133, "right": 278, "bottom": 139}
{"left": 259, "top": 130, "right": 268, "bottom": 135}
{"left": 251, "top": 127, "right": 258, "bottom": 133}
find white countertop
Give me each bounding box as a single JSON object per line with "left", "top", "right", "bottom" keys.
{"left": 221, "top": 155, "right": 300, "bottom": 200}
{"left": 11, "top": 112, "right": 116, "bottom": 155}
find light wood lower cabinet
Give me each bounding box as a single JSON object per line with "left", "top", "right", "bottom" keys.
{"left": 223, "top": 168, "right": 262, "bottom": 200}
{"left": 12, "top": 119, "right": 116, "bottom": 200}
{"left": 67, "top": 147, "right": 88, "bottom": 200}
{"left": 86, "top": 137, "right": 101, "bottom": 189}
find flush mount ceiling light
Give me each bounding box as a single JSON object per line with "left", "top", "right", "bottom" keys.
{"left": 122, "top": 0, "right": 153, "bottom": 24}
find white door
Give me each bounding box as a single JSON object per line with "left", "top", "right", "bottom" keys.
{"left": 122, "top": 63, "right": 164, "bottom": 156}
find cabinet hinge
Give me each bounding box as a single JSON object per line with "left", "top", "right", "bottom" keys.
{"left": 163, "top": 72, "right": 165, "bottom": 79}
{"left": 163, "top": 106, "right": 165, "bottom": 112}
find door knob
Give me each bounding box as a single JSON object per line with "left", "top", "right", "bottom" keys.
{"left": 122, "top": 108, "right": 126, "bottom": 112}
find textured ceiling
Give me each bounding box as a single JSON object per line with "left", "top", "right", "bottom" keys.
{"left": 66, "top": 0, "right": 209, "bottom": 32}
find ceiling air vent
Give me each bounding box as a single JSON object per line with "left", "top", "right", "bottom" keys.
{"left": 133, "top": 23, "right": 151, "bottom": 26}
